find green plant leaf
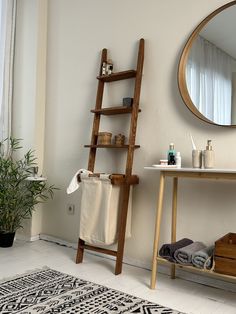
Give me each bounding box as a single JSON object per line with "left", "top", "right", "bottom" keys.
{"left": 0, "top": 137, "right": 57, "bottom": 233}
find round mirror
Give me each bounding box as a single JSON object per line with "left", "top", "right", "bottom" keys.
{"left": 178, "top": 1, "right": 236, "bottom": 127}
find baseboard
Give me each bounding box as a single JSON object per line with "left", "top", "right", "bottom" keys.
{"left": 39, "top": 234, "right": 236, "bottom": 292}
{"left": 39, "top": 234, "right": 77, "bottom": 249}
{"left": 16, "top": 234, "right": 40, "bottom": 242}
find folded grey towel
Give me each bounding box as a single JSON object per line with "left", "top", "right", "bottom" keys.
{"left": 192, "top": 245, "right": 214, "bottom": 269}
{"left": 159, "top": 238, "right": 193, "bottom": 262}
{"left": 174, "top": 242, "right": 206, "bottom": 265}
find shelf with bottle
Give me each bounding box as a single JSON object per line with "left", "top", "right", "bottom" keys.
{"left": 97, "top": 70, "right": 137, "bottom": 82}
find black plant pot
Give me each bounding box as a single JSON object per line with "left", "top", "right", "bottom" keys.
{"left": 0, "top": 232, "right": 15, "bottom": 248}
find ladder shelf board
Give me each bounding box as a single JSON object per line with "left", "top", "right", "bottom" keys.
{"left": 156, "top": 256, "right": 236, "bottom": 282}
{"left": 84, "top": 144, "right": 140, "bottom": 149}
{"left": 97, "top": 70, "right": 136, "bottom": 82}
{"left": 91, "top": 106, "right": 141, "bottom": 115}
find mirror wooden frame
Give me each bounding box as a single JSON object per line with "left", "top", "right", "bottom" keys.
{"left": 178, "top": 0, "right": 236, "bottom": 127}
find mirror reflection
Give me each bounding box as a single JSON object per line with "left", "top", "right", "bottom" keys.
{"left": 185, "top": 5, "right": 236, "bottom": 126}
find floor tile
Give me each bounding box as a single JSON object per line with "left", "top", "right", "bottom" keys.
{"left": 0, "top": 239, "right": 235, "bottom": 314}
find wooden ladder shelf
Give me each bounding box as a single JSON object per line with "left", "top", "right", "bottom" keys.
{"left": 76, "top": 38, "right": 144, "bottom": 275}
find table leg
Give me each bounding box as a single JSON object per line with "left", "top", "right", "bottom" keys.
{"left": 150, "top": 171, "right": 165, "bottom": 289}
{"left": 171, "top": 177, "right": 178, "bottom": 279}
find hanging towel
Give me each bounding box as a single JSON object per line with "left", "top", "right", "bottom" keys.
{"left": 174, "top": 241, "right": 206, "bottom": 265}
{"left": 192, "top": 245, "right": 214, "bottom": 269}
{"left": 79, "top": 174, "right": 132, "bottom": 246}
{"left": 159, "top": 238, "right": 193, "bottom": 262}
{"left": 66, "top": 169, "right": 92, "bottom": 194}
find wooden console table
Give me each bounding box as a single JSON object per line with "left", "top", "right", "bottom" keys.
{"left": 144, "top": 167, "right": 236, "bottom": 289}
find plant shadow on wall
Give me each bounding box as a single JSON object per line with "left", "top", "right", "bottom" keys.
{"left": 0, "top": 138, "right": 57, "bottom": 248}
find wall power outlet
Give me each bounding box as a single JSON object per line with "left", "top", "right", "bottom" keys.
{"left": 67, "top": 204, "right": 75, "bottom": 215}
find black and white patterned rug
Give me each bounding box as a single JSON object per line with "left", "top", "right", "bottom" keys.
{"left": 0, "top": 268, "right": 184, "bottom": 313}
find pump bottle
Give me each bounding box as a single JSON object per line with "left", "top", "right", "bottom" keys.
{"left": 203, "top": 140, "right": 214, "bottom": 168}
{"left": 167, "top": 143, "right": 176, "bottom": 165}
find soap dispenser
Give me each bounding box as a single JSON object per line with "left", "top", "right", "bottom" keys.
{"left": 167, "top": 143, "right": 176, "bottom": 165}
{"left": 203, "top": 140, "right": 214, "bottom": 168}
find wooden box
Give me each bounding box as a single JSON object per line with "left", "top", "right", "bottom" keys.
{"left": 214, "top": 233, "right": 236, "bottom": 276}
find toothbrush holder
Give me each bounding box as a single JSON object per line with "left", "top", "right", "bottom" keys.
{"left": 192, "top": 150, "right": 202, "bottom": 168}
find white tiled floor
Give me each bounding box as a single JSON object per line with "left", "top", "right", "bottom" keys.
{"left": 0, "top": 239, "right": 235, "bottom": 314}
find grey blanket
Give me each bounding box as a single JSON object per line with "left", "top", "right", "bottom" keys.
{"left": 174, "top": 241, "right": 206, "bottom": 265}
{"left": 159, "top": 238, "right": 193, "bottom": 262}
{"left": 192, "top": 245, "right": 214, "bottom": 269}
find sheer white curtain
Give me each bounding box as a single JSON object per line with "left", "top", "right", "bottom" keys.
{"left": 186, "top": 35, "right": 233, "bottom": 125}
{"left": 0, "top": 0, "right": 16, "bottom": 140}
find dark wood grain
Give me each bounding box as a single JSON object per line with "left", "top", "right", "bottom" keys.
{"left": 215, "top": 256, "right": 236, "bottom": 276}
{"left": 91, "top": 106, "right": 141, "bottom": 115}
{"left": 84, "top": 144, "right": 140, "bottom": 148}
{"left": 87, "top": 48, "right": 107, "bottom": 171}
{"left": 97, "top": 70, "right": 136, "bottom": 82}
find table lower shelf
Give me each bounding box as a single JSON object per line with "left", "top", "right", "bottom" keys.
{"left": 156, "top": 256, "right": 236, "bottom": 282}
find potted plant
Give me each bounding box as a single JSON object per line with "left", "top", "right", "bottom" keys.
{"left": 0, "top": 137, "right": 56, "bottom": 247}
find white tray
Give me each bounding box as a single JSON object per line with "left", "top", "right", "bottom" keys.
{"left": 152, "top": 164, "right": 178, "bottom": 168}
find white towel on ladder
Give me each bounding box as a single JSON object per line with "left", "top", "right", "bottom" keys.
{"left": 66, "top": 169, "right": 92, "bottom": 194}
{"left": 79, "top": 174, "right": 132, "bottom": 245}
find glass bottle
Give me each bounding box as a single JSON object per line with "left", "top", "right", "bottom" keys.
{"left": 167, "top": 143, "right": 176, "bottom": 165}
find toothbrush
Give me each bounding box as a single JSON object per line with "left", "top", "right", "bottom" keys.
{"left": 190, "top": 134, "right": 196, "bottom": 150}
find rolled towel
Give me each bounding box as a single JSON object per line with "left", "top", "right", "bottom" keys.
{"left": 159, "top": 238, "right": 193, "bottom": 262}
{"left": 174, "top": 241, "right": 206, "bottom": 265}
{"left": 192, "top": 245, "right": 214, "bottom": 269}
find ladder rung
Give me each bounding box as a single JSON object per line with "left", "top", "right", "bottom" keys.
{"left": 91, "top": 106, "right": 141, "bottom": 115}
{"left": 90, "top": 106, "right": 141, "bottom": 116}
{"left": 77, "top": 173, "right": 139, "bottom": 186}
{"left": 111, "top": 174, "right": 139, "bottom": 185}
{"left": 97, "top": 70, "right": 136, "bottom": 82}
{"left": 80, "top": 244, "right": 117, "bottom": 257}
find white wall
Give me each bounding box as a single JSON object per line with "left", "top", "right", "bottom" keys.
{"left": 13, "top": 0, "right": 47, "bottom": 239}
{"left": 15, "top": 0, "right": 236, "bottom": 266}
{"left": 13, "top": 0, "right": 37, "bottom": 148}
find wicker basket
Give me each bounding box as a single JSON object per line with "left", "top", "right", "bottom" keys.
{"left": 97, "top": 132, "right": 112, "bottom": 145}
{"left": 114, "top": 134, "right": 125, "bottom": 146}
